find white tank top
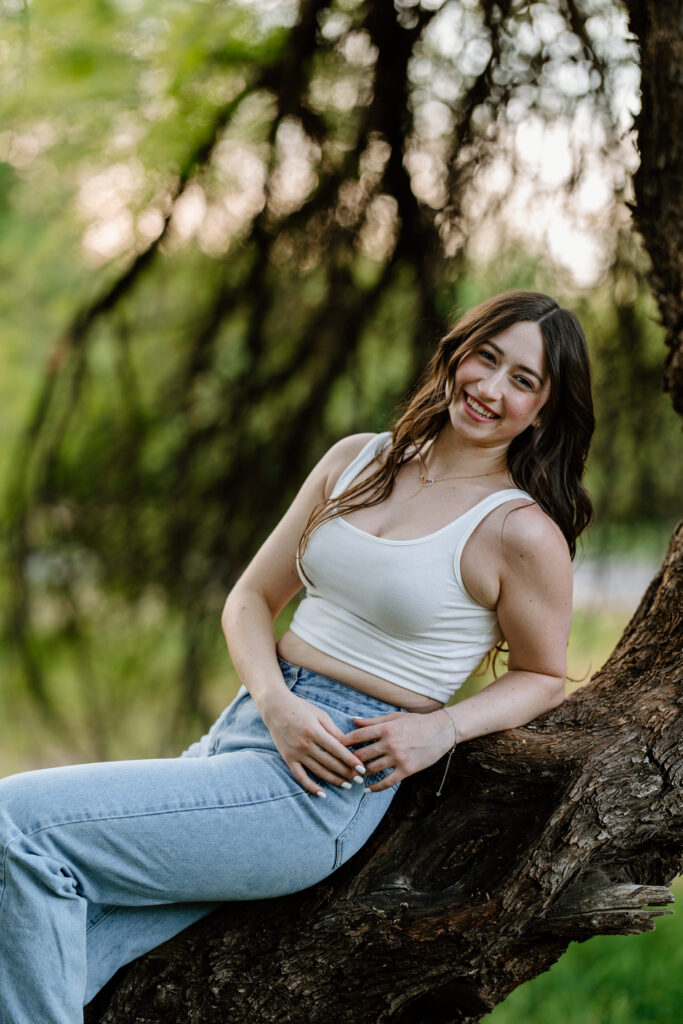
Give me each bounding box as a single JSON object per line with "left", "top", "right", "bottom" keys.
{"left": 289, "top": 432, "right": 534, "bottom": 703}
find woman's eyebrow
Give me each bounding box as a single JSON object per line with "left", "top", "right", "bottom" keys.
{"left": 486, "top": 341, "right": 545, "bottom": 384}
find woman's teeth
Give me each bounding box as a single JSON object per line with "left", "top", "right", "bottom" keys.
{"left": 465, "top": 394, "right": 498, "bottom": 419}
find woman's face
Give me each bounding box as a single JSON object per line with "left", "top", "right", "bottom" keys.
{"left": 448, "top": 320, "right": 551, "bottom": 448}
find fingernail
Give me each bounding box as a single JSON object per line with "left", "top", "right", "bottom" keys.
{"left": 355, "top": 764, "right": 366, "bottom": 775}
{"left": 316, "top": 790, "right": 326, "bottom": 798}
{"left": 352, "top": 775, "right": 364, "bottom": 784}
{"left": 341, "top": 781, "right": 352, "bottom": 790}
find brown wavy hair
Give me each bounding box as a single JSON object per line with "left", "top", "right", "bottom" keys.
{"left": 297, "top": 290, "right": 594, "bottom": 572}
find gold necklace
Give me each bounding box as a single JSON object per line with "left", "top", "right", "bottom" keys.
{"left": 418, "top": 466, "right": 504, "bottom": 488}
{"left": 415, "top": 439, "right": 507, "bottom": 487}
{"left": 419, "top": 471, "right": 505, "bottom": 487}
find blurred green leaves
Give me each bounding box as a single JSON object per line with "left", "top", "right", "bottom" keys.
{"left": 0, "top": 0, "right": 680, "bottom": 754}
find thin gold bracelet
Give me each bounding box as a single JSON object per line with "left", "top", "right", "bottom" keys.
{"left": 436, "top": 709, "right": 458, "bottom": 798}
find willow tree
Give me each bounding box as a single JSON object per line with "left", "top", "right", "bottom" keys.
{"left": 2, "top": 0, "right": 680, "bottom": 1019}
{"left": 6, "top": 0, "right": 678, "bottom": 758}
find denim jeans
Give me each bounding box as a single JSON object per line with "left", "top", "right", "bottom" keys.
{"left": 0, "top": 657, "right": 402, "bottom": 1024}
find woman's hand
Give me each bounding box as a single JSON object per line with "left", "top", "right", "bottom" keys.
{"left": 261, "top": 692, "right": 366, "bottom": 797}
{"left": 343, "top": 709, "right": 455, "bottom": 792}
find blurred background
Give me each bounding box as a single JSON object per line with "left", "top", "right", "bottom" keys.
{"left": 0, "top": 1, "right": 680, "bottom": 1020}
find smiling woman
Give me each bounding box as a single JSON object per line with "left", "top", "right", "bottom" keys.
{"left": 0, "top": 290, "right": 595, "bottom": 1022}
{"left": 279, "top": 289, "right": 594, "bottom": 752}
{"left": 452, "top": 321, "right": 550, "bottom": 436}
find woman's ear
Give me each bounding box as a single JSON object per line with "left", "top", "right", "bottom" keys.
{"left": 532, "top": 402, "right": 548, "bottom": 429}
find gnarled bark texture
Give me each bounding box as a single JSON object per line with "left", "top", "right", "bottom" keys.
{"left": 85, "top": 2, "right": 683, "bottom": 1021}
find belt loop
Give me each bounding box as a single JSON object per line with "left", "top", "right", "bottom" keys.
{"left": 280, "top": 658, "right": 302, "bottom": 690}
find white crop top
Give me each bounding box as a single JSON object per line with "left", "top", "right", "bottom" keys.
{"left": 289, "top": 432, "right": 534, "bottom": 703}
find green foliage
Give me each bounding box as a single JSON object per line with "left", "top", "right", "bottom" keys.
{"left": 573, "top": 242, "right": 682, "bottom": 538}
{"left": 0, "top": 0, "right": 679, "bottom": 768}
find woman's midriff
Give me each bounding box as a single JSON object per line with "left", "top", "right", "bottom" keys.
{"left": 276, "top": 630, "right": 444, "bottom": 714}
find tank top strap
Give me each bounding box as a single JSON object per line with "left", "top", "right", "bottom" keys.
{"left": 452, "top": 488, "right": 535, "bottom": 591}
{"left": 331, "top": 431, "right": 392, "bottom": 499}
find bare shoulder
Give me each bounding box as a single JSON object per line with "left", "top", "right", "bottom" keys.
{"left": 327, "top": 432, "right": 379, "bottom": 462}
{"left": 319, "top": 432, "right": 380, "bottom": 498}
{"left": 500, "top": 501, "right": 572, "bottom": 585}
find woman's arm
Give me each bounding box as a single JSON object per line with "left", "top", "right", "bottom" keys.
{"left": 442, "top": 503, "right": 571, "bottom": 741}
{"left": 345, "top": 505, "right": 572, "bottom": 791}
{"left": 221, "top": 433, "right": 376, "bottom": 795}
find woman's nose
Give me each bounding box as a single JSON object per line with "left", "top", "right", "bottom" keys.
{"left": 478, "top": 371, "right": 504, "bottom": 400}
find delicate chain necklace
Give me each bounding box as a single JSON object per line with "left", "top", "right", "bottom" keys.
{"left": 418, "top": 466, "right": 504, "bottom": 487}
{"left": 414, "top": 440, "right": 507, "bottom": 487}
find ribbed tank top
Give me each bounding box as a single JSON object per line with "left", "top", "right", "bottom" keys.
{"left": 289, "top": 432, "right": 534, "bottom": 703}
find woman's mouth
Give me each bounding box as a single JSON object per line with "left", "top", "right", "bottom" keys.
{"left": 463, "top": 392, "right": 500, "bottom": 421}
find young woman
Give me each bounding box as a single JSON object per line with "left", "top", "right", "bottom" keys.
{"left": 0, "top": 290, "right": 594, "bottom": 1023}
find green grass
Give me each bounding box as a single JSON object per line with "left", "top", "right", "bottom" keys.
{"left": 486, "top": 880, "right": 682, "bottom": 1024}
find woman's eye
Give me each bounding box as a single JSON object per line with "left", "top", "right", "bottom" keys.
{"left": 515, "top": 376, "right": 533, "bottom": 389}
{"left": 478, "top": 349, "right": 496, "bottom": 363}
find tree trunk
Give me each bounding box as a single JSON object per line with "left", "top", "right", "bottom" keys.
{"left": 627, "top": 0, "right": 683, "bottom": 414}
{"left": 85, "top": 2, "right": 683, "bottom": 1021}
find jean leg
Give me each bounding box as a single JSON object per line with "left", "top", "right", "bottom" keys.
{"left": 0, "top": 748, "right": 346, "bottom": 1024}
{"left": 83, "top": 731, "right": 219, "bottom": 1006}
{"left": 84, "top": 899, "right": 219, "bottom": 1005}
{"left": 0, "top": 668, "right": 401, "bottom": 1023}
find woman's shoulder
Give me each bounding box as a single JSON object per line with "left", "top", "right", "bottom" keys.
{"left": 328, "top": 431, "right": 383, "bottom": 460}
{"left": 320, "top": 432, "right": 384, "bottom": 499}
{"left": 497, "top": 500, "right": 572, "bottom": 579}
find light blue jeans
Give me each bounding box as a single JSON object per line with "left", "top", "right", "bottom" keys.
{"left": 0, "top": 657, "right": 402, "bottom": 1024}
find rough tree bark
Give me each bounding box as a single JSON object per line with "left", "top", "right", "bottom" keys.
{"left": 85, "top": 2, "right": 683, "bottom": 1021}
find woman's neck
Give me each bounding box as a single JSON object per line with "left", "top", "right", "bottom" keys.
{"left": 421, "top": 431, "right": 510, "bottom": 482}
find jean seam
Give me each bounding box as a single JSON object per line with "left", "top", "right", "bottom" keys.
{"left": 5, "top": 788, "right": 311, "bottom": 845}
{"left": 0, "top": 847, "right": 5, "bottom": 918}
{"left": 86, "top": 904, "right": 119, "bottom": 935}
{"left": 334, "top": 790, "right": 377, "bottom": 869}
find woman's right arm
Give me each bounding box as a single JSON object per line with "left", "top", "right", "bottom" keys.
{"left": 221, "top": 433, "right": 376, "bottom": 796}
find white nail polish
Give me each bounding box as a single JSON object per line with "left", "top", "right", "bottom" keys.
{"left": 352, "top": 775, "right": 364, "bottom": 784}
{"left": 316, "top": 790, "right": 326, "bottom": 798}
{"left": 341, "top": 781, "right": 352, "bottom": 790}
{"left": 355, "top": 764, "right": 366, "bottom": 775}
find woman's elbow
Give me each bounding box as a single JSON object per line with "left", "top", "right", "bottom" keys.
{"left": 221, "top": 584, "right": 272, "bottom": 628}
{"left": 221, "top": 586, "right": 247, "bottom": 628}
{"left": 543, "top": 674, "right": 566, "bottom": 709}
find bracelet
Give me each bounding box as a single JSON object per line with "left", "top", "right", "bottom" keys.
{"left": 436, "top": 709, "right": 458, "bottom": 798}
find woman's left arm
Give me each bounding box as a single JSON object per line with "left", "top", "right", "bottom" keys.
{"left": 345, "top": 506, "right": 573, "bottom": 791}
{"left": 441, "top": 504, "right": 572, "bottom": 742}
